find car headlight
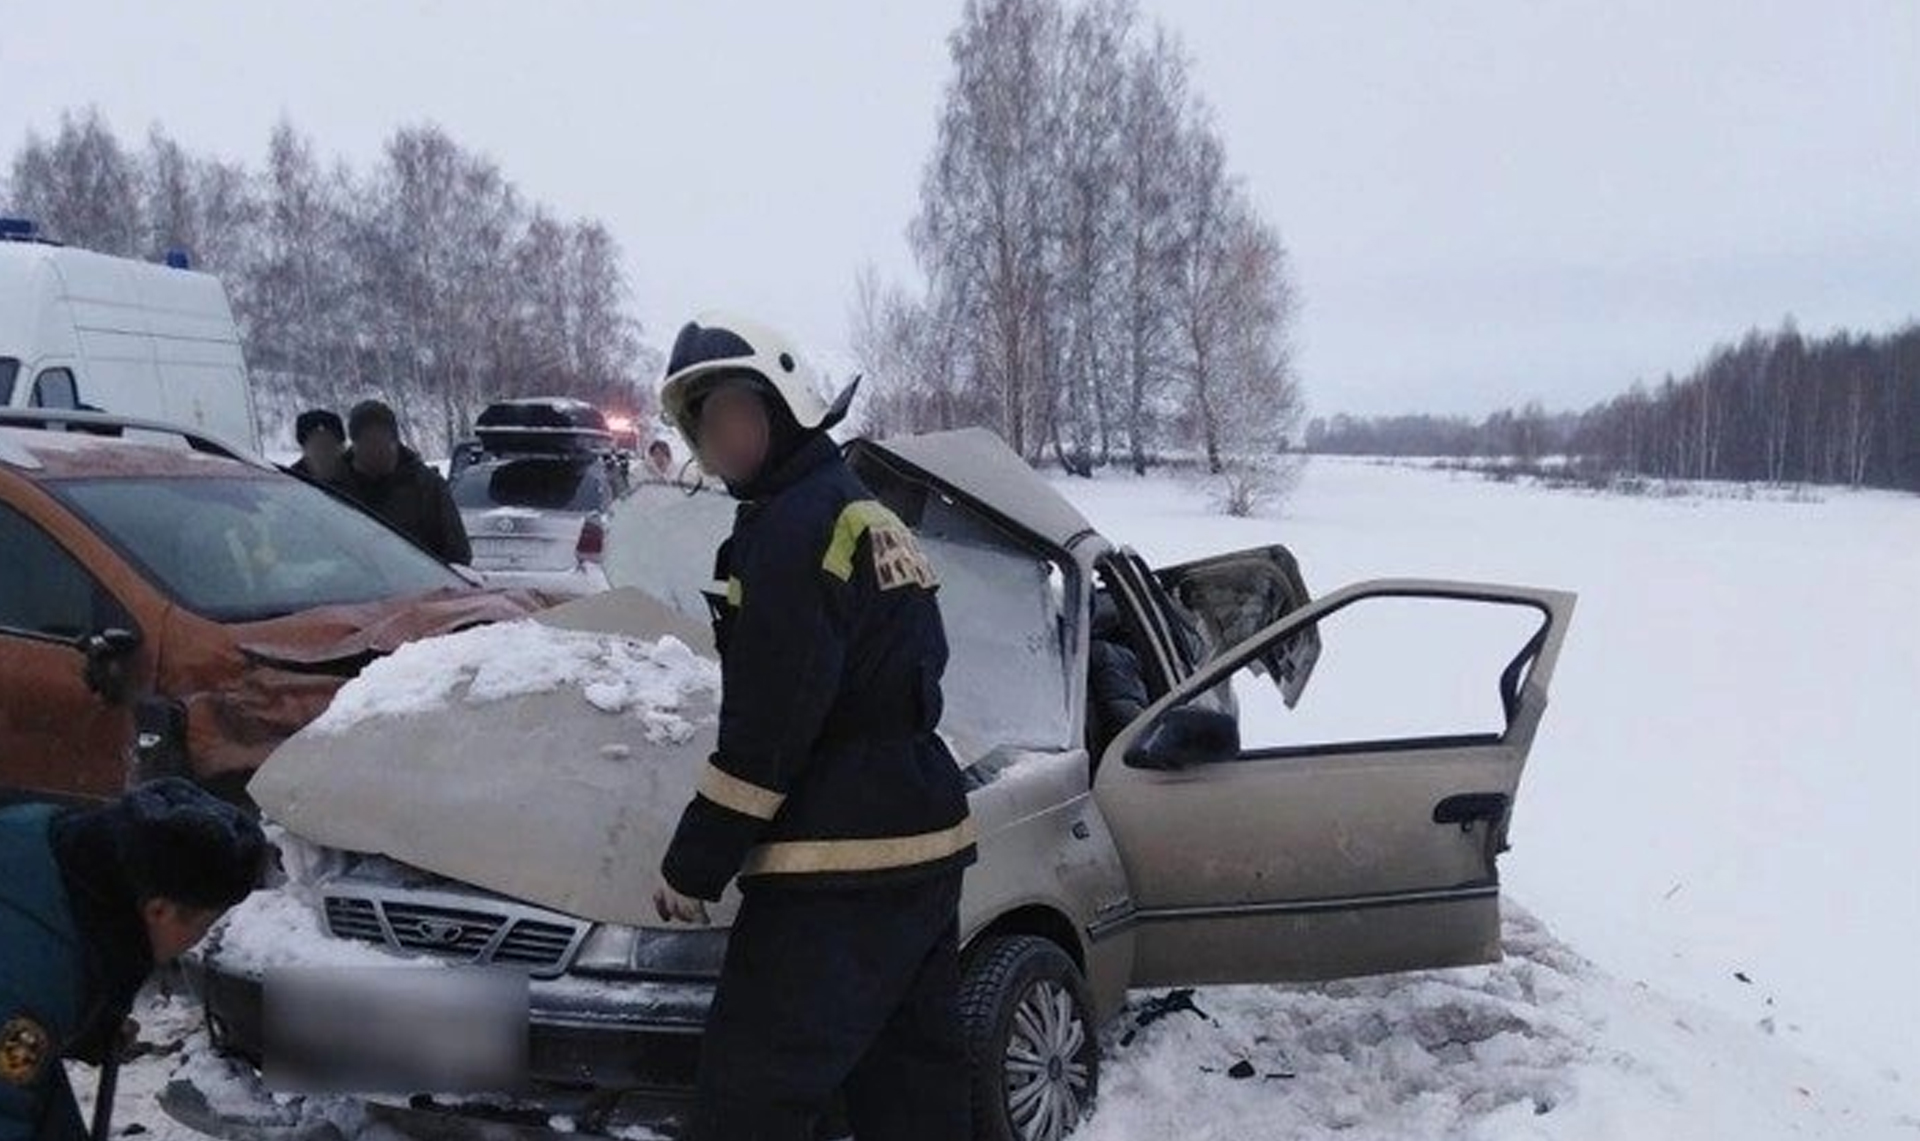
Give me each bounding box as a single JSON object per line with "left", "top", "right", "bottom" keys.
{"left": 571, "top": 924, "right": 727, "bottom": 980}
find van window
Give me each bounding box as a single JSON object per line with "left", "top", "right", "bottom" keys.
{"left": 0, "top": 359, "right": 18, "bottom": 405}
{"left": 31, "top": 369, "right": 79, "bottom": 410}
{"left": 0, "top": 502, "right": 106, "bottom": 640}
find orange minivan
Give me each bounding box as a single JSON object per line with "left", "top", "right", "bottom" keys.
{"left": 0, "top": 410, "right": 540, "bottom": 804}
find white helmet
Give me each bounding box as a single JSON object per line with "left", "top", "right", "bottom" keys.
{"left": 659, "top": 313, "right": 856, "bottom": 444}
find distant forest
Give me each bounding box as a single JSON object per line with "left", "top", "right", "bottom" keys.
{"left": 2, "top": 108, "right": 655, "bottom": 452}
{"left": 1306, "top": 320, "right": 1920, "bottom": 493}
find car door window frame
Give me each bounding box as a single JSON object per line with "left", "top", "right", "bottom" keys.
{"left": 1125, "top": 582, "right": 1567, "bottom": 765}
{"left": 0, "top": 499, "right": 137, "bottom": 647}
{"left": 1095, "top": 553, "right": 1185, "bottom": 695}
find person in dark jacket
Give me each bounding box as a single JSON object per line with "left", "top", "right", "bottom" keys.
{"left": 654, "top": 314, "right": 975, "bottom": 1141}
{"left": 332, "top": 399, "right": 472, "bottom": 565}
{"left": 0, "top": 779, "right": 266, "bottom": 1141}
{"left": 285, "top": 409, "right": 346, "bottom": 485}
{"left": 1087, "top": 595, "right": 1152, "bottom": 757}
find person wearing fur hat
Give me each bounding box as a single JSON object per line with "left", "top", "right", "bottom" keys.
{"left": 0, "top": 779, "right": 266, "bottom": 1141}
{"left": 654, "top": 314, "right": 974, "bottom": 1140}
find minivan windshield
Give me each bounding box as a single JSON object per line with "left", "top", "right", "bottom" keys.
{"left": 52, "top": 474, "right": 468, "bottom": 622}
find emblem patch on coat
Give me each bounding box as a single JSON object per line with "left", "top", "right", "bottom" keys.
{"left": 0, "top": 1016, "right": 50, "bottom": 1085}
{"left": 869, "top": 519, "right": 937, "bottom": 591}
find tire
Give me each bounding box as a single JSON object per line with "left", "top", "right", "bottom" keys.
{"left": 960, "top": 935, "right": 1100, "bottom": 1141}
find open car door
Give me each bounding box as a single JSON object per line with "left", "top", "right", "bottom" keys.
{"left": 1157, "top": 544, "right": 1319, "bottom": 707}
{"left": 1092, "top": 579, "right": 1574, "bottom": 987}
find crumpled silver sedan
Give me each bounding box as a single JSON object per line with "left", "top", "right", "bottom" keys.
{"left": 179, "top": 428, "right": 1574, "bottom": 1141}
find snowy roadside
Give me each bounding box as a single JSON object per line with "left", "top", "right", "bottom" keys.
{"left": 72, "top": 904, "right": 1916, "bottom": 1141}
{"left": 1082, "top": 906, "right": 1917, "bottom": 1140}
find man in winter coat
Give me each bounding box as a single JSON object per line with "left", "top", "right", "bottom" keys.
{"left": 0, "top": 779, "right": 266, "bottom": 1141}
{"left": 653, "top": 314, "right": 974, "bottom": 1141}
{"left": 286, "top": 409, "right": 346, "bottom": 485}
{"left": 331, "top": 399, "right": 472, "bottom": 565}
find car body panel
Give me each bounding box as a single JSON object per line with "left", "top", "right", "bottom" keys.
{"left": 465, "top": 507, "right": 595, "bottom": 573}
{"left": 1156, "top": 543, "right": 1320, "bottom": 708}
{"left": 1093, "top": 579, "right": 1575, "bottom": 986}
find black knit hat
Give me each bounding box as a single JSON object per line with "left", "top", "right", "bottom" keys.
{"left": 109, "top": 778, "right": 267, "bottom": 910}
{"left": 347, "top": 399, "right": 401, "bottom": 442}
{"left": 294, "top": 409, "right": 345, "bottom": 446}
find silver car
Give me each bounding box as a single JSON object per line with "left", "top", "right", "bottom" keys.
{"left": 182, "top": 428, "right": 1574, "bottom": 1141}
{"left": 451, "top": 453, "right": 627, "bottom": 597}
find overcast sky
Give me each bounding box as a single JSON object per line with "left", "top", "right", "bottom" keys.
{"left": 2, "top": 0, "right": 1914, "bottom": 417}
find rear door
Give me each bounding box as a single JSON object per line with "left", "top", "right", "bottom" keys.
{"left": 1157, "top": 544, "right": 1319, "bottom": 707}
{"left": 1093, "top": 580, "right": 1574, "bottom": 987}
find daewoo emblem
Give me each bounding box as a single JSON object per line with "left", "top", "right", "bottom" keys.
{"left": 413, "top": 919, "right": 467, "bottom": 946}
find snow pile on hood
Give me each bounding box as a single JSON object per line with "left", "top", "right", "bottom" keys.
{"left": 308, "top": 620, "right": 720, "bottom": 743}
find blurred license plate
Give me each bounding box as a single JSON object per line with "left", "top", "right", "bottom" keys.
{"left": 263, "top": 967, "right": 528, "bottom": 1094}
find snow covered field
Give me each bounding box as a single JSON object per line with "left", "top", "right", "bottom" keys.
{"left": 74, "top": 456, "right": 1917, "bottom": 1140}
{"left": 1058, "top": 457, "right": 1919, "bottom": 1137}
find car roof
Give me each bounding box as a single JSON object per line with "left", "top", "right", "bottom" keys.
{"left": 0, "top": 425, "right": 265, "bottom": 480}
{"left": 858, "top": 428, "right": 1099, "bottom": 554}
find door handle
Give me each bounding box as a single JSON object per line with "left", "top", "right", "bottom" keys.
{"left": 1432, "top": 792, "right": 1510, "bottom": 831}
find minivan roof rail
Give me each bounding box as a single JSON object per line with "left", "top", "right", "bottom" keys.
{"left": 0, "top": 408, "right": 268, "bottom": 469}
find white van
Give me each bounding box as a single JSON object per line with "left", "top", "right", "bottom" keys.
{"left": 0, "top": 225, "right": 260, "bottom": 454}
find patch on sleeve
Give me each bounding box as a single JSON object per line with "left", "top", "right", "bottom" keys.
{"left": 0, "top": 1016, "right": 50, "bottom": 1086}
{"left": 867, "top": 516, "right": 937, "bottom": 591}
{"left": 823, "top": 501, "right": 939, "bottom": 590}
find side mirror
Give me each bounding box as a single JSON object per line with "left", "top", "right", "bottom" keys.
{"left": 78, "top": 627, "right": 142, "bottom": 704}
{"left": 1124, "top": 706, "right": 1240, "bottom": 771}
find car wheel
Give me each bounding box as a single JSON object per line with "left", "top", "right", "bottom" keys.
{"left": 960, "top": 935, "right": 1100, "bottom": 1141}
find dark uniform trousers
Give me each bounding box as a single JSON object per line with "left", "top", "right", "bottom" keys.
{"left": 692, "top": 873, "right": 967, "bottom": 1141}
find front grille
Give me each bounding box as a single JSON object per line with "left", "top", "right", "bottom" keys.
{"left": 494, "top": 919, "right": 581, "bottom": 967}
{"left": 324, "top": 896, "right": 382, "bottom": 940}
{"left": 382, "top": 900, "right": 506, "bottom": 957}
{"left": 321, "top": 887, "right": 587, "bottom": 977}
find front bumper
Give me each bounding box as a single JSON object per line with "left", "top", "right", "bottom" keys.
{"left": 198, "top": 961, "right": 713, "bottom": 1093}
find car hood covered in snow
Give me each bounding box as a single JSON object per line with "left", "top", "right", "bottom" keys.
{"left": 247, "top": 588, "right": 730, "bottom": 926}
{"left": 251, "top": 430, "right": 1090, "bottom": 929}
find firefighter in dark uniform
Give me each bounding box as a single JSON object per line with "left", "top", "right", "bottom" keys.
{"left": 653, "top": 314, "right": 975, "bottom": 1141}
{"left": 0, "top": 779, "right": 266, "bottom": 1141}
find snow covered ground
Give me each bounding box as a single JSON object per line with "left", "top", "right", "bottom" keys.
{"left": 71, "top": 456, "right": 1917, "bottom": 1140}
{"left": 1059, "top": 457, "right": 1920, "bottom": 1136}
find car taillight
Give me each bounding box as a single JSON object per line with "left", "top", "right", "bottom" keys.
{"left": 577, "top": 517, "right": 606, "bottom": 563}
